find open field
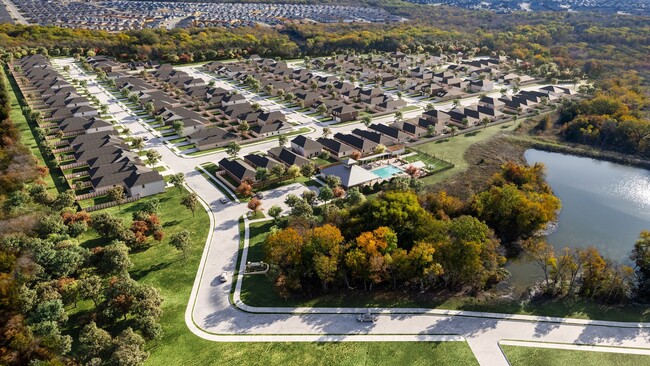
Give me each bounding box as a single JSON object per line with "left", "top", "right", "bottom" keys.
{"left": 502, "top": 345, "right": 650, "bottom": 366}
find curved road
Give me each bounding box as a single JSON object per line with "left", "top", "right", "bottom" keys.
{"left": 54, "top": 58, "right": 650, "bottom": 365}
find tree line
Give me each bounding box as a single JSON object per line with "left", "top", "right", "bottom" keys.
{"left": 263, "top": 162, "right": 649, "bottom": 305}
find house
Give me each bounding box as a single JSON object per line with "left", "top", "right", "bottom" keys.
{"left": 218, "top": 158, "right": 256, "bottom": 184}
{"left": 319, "top": 158, "right": 380, "bottom": 189}
{"left": 249, "top": 122, "right": 291, "bottom": 138}
{"left": 334, "top": 132, "right": 377, "bottom": 155}
{"left": 188, "top": 127, "right": 240, "bottom": 151}
{"left": 331, "top": 104, "right": 358, "bottom": 123}
{"left": 268, "top": 147, "right": 310, "bottom": 167}
{"left": 351, "top": 128, "right": 395, "bottom": 146}
{"left": 317, "top": 137, "right": 355, "bottom": 160}
{"left": 58, "top": 117, "right": 113, "bottom": 136}
{"left": 244, "top": 154, "right": 281, "bottom": 170}
{"left": 368, "top": 123, "right": 410, "bottom": 143}
{"left": 291, "top": 135, "right": 322, "bottom": 158}
{"left": 469, "top": 80, "right": 494, "bottom": 93}
{"left": 390, "top": 120, "right": 427, "bottom": 138}
{"left": 479, "top": 96, "right": 505, "bottom": 111}
{"left": 422, "top": 109, "right": 451, "bottom": 125}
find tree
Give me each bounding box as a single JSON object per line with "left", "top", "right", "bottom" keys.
{"left": 80, "top": 275, "right": 104, "bottom": 306}
{"left": 79, "top": 322, "right": 113, "bottom": 362}
{"left": 238, "top": 120, "right": 250, "bottom": 136}
{"left": 473, "top": 183, "right": 561, "bottom": 244}
{"left": 171, "top": 120, "right": 184, "bottom": 136}
{"left": 255, "top": 167, "right": 269, "bottom": 183}
{"left": 237, "top": 182, "right": 253, "bottom": 197}
{"left": 452, "top": 98, "right": 461, "bottom": 108}
{"left": 53, "top": 190, "right": 76, "bottom": 210}
{"left": 481, "top": 117, "right": 490, "bottom": 129}
{"left": 318, "top": 186, "right": 334, "bottom": 203}
{"left": 300, "top": 162, "right": 316, "bottom": 179}
{"left": 394, "top": 111, "right": 403, "bottom": 122}
{"left": 362, "top": 115, "right": 372, "bottom": 127}
{"left": 322, "top": 127, "right": 332, "bottom": 138}
{"left": 373, "top": 144, "right": 386, "bottom": 154}
{"left": 169, "top": 173, "right": 185, "bottom": 191}
{"left": 170, "top": 230, "right": 191, "bottom": 259}
{"left": 427, "top": 124, "right": 436, "bottom": 137}
{"left": 97, "top": 240, "right": 133, "bottom": 275}
{"left": 181, "top": 192, "right": 199, "bottom": 217}
{"left": 270, "top": 163, "right": 286, "bottom": 178}
{"left": 131, "top": 137, "right": 145, "bottom": 149}
{"left": 248, "top": 197, "right": 262, "bottom": 217}
{"left": 145, "top": 150, "right": 161, "bottom": 167}
{"left": 225, "top": 141, "right": 241, "bottom": 159}
{"left": 317, "top": 104, "right": 328, "bottom": 116}
{"left": 324, "top": 174, "right": 341, "bottom": 189}
{"left": 632, "top": 231, "right": 650, "bottom": 299}
{"left": 144, "top": 101, "right": 155, "bottom": 114}
{"left": 522, "top": 238, "right": 557, "bottom": 293}
{"left": 301, "top": 190, "right": 317, "bottom": 206}
{"left": 287, "top": 164, "right": 301, "bottom": 181}
{"left": 278, "top": 135, "right": 288, "bottom": 148}
{"left": 345, "top": 187, "right": 365, "bottom": 206}
{"left": 111, "top": 328, "right": 148, "bottom": 366}
{"left": 268, "top": 205, "right": 282, "bottom": 224}
{"left": 107, "top": 185, "right": 126, "bottom": 211}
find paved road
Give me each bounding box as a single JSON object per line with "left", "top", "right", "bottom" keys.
{"left": 52, "top": 58, "right": 649, "bottom": 365}
{"left": 2, "top": 0, "right": 28, "bottom": 24}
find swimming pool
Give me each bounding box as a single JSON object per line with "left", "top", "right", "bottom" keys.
{"left": 372, "top": 165, "right": 402, "bottom": 179}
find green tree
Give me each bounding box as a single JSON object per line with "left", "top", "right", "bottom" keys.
{"left": 287, "top": 164, "right": 301, "bottom": 181}
{"left": 278, "top": 135, "right": 288, "bottom": 148}
{"left": 172, "top": 120, "right": 184, "bottom": 136}
{"left": 169, "top": 173, "right": 185, "bottom": 191}
{"left": 181, "top": 193, "right": 199, "bottom": 217}
{"left": 318, "top": 186, "right": 334, "bottom": 203}
{"left": 97, "top": 240, "right": 133, "bottom": 275}
{"left": 170, "top": 230, "right": 191, "bottom": 259}
{"left": 225, "top": 141, "right": 241, "bottom": 159}
{"left": 145, "top": 149, "right": 161, "bottom": 167}
{"left": 300, "top": 162, "right": 316, "bottom": 179}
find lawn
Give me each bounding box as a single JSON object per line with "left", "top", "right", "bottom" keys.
{"left": 4, "top": 66, "right": 65, "bottom": 194}
{"left": 417, "top": 123, "right": 518, "bottom": 185}
{"left": 240, "top": 222, "right": 650, "bottom": 322}
{"left": 75, "top": 190, "right": 477, "bottom": 366}
{"left": 502, "top": 345, "right": 650, "bottom": 366}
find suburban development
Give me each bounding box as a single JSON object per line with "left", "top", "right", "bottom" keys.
{"left": 0, "top": 1, "right": 649, "bottom": 366}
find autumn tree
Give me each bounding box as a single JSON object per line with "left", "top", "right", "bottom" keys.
{"left": 247, "top": 197, "right": 262, "bottom": 217}
{"left": 237, "top": 182, "right": 253, "bottom": 197}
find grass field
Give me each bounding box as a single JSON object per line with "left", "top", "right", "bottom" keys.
{"left": 417, "top": 123, "right": 518, "bottom": 185}
{"left": 240, "top": 222, "right": 650, "bottom": 322}
{"left": 74, "top": 191, "right": 478, "bottom": 365}
{"left": 502, "top": 345, "right": 650, "bottom": 366}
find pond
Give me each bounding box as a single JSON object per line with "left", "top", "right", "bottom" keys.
{"left": 506, "top": 149, "right": 650, "bottom": 289}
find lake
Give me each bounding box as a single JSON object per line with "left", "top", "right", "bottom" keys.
{"left": 506, "top": 149, "right": 650, "bottom": 289}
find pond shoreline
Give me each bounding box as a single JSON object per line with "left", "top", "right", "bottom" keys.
{"left": 509, "top": 135, "right": 650, "bottom": 170}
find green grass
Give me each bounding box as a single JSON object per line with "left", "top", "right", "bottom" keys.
{"left": 4, "top": 66, "right": 65, "bottom": 194}
{"left": 240, "top": 222, "right": 649, "bottom": 322}
{"left": 76, "top": 189, "right": 477, "bottom": 366}
{"left": 417, "top": 123, "right": 518, "bottom": 185}
{"left": 502, "top": 345, "right": 650, "bottom": 366}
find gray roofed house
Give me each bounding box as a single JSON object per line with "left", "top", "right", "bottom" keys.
{"left": 316, "top": 137, "right": 355, "bottom": 159}
{"left": 351, "top": 128, "right": 394, "bottom": 146}
{"left": 390, "top": 120, "right": 427, "bottom": 138}
{"left": 291, "top": 135, "right": 322, "bottom": 158}
{"left": 218, "top": 158, "right": 256, "bottom": 184}
{"left": 268, "top": 147, "right": 310, "bottom": 167}
{"left": 368, "top": 123, "right": 410, "bottom": 143}
{"left": 334, "top": 132, "right": 377, "bottom": 154}
{"left": 244, "top": 154, "right": 281, "bottom": 170}
{"left": 319, "top": 159, "right": 380, "bottom": 188}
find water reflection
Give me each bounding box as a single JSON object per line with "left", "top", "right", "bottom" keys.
{"left": 506, "top": 149, "right": 650, "bottom": 290}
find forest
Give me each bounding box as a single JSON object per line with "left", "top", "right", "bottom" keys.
{"left": 263, "top": 163, "right": 650, "bottom": 304}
